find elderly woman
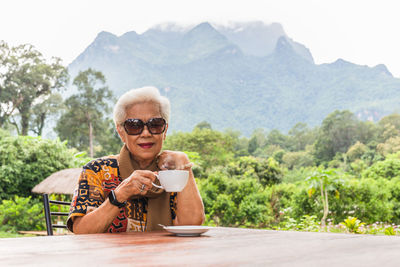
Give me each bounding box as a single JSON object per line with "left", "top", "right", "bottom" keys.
{"left": 67, "top": 86, "right": 205, "bottom": 233}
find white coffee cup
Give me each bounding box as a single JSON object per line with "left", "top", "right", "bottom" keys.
{"left": 152, "top": 170, "right": 189, "bottom": 192}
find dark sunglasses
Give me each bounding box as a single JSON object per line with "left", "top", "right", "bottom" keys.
{"left": 123, "top": 117, "right": 166, "bottom": 135}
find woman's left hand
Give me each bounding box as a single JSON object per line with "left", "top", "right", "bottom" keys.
{"left": 158, "top": 150, "right": 193, "bottom": 170}
{"left": 158, "top": 150, "right": 205, "bottom": 225}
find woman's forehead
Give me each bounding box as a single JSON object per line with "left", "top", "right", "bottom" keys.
{"left": 125, "top": 101, "right": 161, "bottom": 119}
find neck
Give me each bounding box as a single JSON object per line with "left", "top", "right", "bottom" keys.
{"left": 131, "top": 155, "right": 154, "bottom": 170}
{"left": 138, "top": 159, "right": 152, "bottom": 169}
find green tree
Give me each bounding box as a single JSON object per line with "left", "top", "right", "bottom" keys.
{"left": 374, "top": 113, "right": 400, "bottom": 143}
{"left": 94, "top": 118, "right": 123, "bottom": 156}
{"left": 376, "top": 136, "right": 400, "bottom": 157}
{"left": 314, "top": 110, "right": 361, "bottom": 163}
{"left": 0, "top": 132, "right": 79, "bottom": 200}
{"left": 346, "top": 141, "right": 368, "bottom": 162}
{"left": 30, "top": 93, "right": 64, "bottom": 136}
{"left": 381, "top": 123, "right": 400, "bottom": 141}
{"left": 379, "top": 113, "right": 400, "bottom": 131}
{"left": 0, "top": 41, "right": 68, "bottom": 135}
{"left": 248, "top": 128, "right": 267, "bottom": 154}
{"left": 287, "top": 122, "right": 318, "bottom": 151}
{"left": 362, "top": 154, "right": 400, "bottom": 180}
{"left": 357, "top": 121, "right": 379, "bottom": 146}
{"left": 306, "top": 168, "right": 342, "bottom": 228}
{"left": 227, "top": 156, "right": 282, "bottom": 186}
{"left": 0, "top": 196, "right": 45, "bottom": 232}
{"left": 194, "top": 120, "right": 212, "bottom": 130}
{"left": 55, "top": 69, "right": 116, "bottom": 157}
{"left": 282, "top": 151, "right": 315, "bottom": 169}
{"left": 266, "top": 129, "right": 290, "bottom": 150}
{"left": 198, "top": 169, "right": 271, "bottom": 227}
{"left": 224, "top": 128, "right": 249, "bottom": 157}
{"left": 164, "top": 128, "right": 235, "bottom": 169}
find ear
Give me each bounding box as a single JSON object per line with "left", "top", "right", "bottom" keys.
{"left": 163, "top": 124, "right": 168, "bottom": 140}
{"left": 116, "top": 125, "right": 126, "bottom": 143}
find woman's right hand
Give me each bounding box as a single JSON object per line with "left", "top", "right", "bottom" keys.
{"left": 114, "top": 170, "right": 157, "bottom": 202}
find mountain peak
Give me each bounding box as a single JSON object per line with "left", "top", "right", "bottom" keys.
{"left": 186, "top": 22, "right": 222, "bottom": 37}
{"left": 183, "top": 22, "right": 228, "bottom": 45}
{"left": 274, "top": 36, "right": 295, "bottom": 54}
{"left": 95, "top": 31, "right": 117, "bottom": 41}
{"left": 215, "top": 21, "right": 285, "bottom": 57}
{"left": 331, "top": 58, "right": 353, "bottom": 67}
{"left": 68, "top": 21, "right": 400, "bottom": 135}
{"left": 194, "top": 22, "right": 215, "bottom": 30}
{"left": 120, "top": 30, "right": 139, "bottom": 39}
{"left": 276, "top": 36, "right": 291, "bottom": 48}
{"left": 374, "top": 64, "right": 392, "bottom": 77}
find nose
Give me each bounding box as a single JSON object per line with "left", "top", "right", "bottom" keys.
{"left": 140, "top": 125, "right": 152, "bottom": 137}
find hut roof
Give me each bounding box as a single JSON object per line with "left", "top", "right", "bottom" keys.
{"left": 32, "top": 168, "right": 81, "bottom": 195}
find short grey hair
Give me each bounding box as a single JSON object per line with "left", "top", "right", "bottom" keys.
{"left": 113, "top": 86, "right": 171, "bottom": 126}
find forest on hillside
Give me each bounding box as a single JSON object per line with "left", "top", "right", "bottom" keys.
{"left": 2, "top": 40, "right": 400, "bottom": 236}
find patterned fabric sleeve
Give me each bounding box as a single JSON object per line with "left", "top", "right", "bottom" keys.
{"left": 66, "top": 159, "right": 111, "bottom": 232}
{"left": 169, "top": 192, "right": 177, "bottom": 222}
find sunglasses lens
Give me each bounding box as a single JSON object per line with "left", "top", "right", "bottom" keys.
{"left": 148, "top": 118, "right": 166, "bottom": 134}
{"left": 123, "top": 118, "right": 166, "bottom": 135}
{"left": 124, "top": 119, "right": 144, "bottom": 135}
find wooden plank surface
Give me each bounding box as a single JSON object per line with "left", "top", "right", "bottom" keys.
{"left": 1, "top": 227, "right": 400, "bottom": 266}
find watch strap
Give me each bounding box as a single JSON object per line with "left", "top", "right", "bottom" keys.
{"left": 108, "top": 190, "right": 127, "bottom": 208}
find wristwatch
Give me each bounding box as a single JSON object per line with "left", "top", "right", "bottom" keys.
{"left": 108, "top": 190, "right": 127, "bottom": 208}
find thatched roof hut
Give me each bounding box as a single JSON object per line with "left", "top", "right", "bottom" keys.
{"left": 32, "top": 168, "right": 81, "bottom": 195}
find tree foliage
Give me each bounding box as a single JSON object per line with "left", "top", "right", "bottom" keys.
{"left": 0, "top": 196, "right": 45, "bottom": 232}
{"left": 0, "top": 132, "right": 79, "bottom": 200}
{"left": 362, "top": 154, "right": 400, "bottom": 180}
{"left": 198, "top": 169, "right": 271, "bottom": 227}
{"left": 314, "top": 110, "right": 364, "bottom": 163}
{"left": 306, "top": 168, "right": 342, "bottom": 227}
{"left": 5, "top": 107, "right": 400, "bottom": 231}
{"left": 0, "top": 41, "right": 68, "bottom": 135}
{"left": 55, "top": 68, "right": 120, "bottom": 157}
{"left": 30, "top": 93, "right": 64, "bottom": 136}
{"left": 227, "top": 156, "right": 282, "bottom": 186}
{"left": 164, "top": 128, "right": 236, "bottom": 168}
{"left": 346, "top": 141, "right": 368, "bottom": 162}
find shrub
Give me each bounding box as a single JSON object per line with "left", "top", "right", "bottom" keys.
{"left": 340, "top": 216, "right": 365, "bottom": 234}
{"left": 226, "top": 156, "right": 282, "bottom": 186}
{"left": 198, "top": 168, "right": 271, "bottom": 227}
{"left": 362, "top": 154, "right": 400, "bottom": 180}
{"left": 0, "top": 196, "right": 45, "bottom": 232}
{"left": 282, "top": 167, "right": 315, "bottom": 183}
{"left": 0, "top": 134, "right": 81, "bottom": 200}
{"left": 282, "top": 151, "right": 315, "bottom": 170}
{"left": 281, "top": 215, "right": 320, "bottom": 232}
{"left": 274, "top": 176, "right": 394, "bottom": 225}
{"left": 164, "top": 128, "right": 235, "bottom": 169}
{"left": 376, "top": 136, "right": 400, "bottom": 156}
{"left": 346, "top": 141, "right": 367, "bottom": 162}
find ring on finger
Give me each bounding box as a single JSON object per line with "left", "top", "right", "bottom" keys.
{"left": 140, "top": 184, "right": 146, "bottom": 193}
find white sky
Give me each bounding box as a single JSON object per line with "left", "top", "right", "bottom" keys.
{"left": 1, "top": 0, "right": 400, "bottom": 77}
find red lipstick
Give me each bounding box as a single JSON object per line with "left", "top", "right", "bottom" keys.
{"left": 138, "top": 142, "right": 154, "bottom": 149}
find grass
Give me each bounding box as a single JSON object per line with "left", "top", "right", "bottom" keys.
{"left": 0, "top": 231, "right": 36, "bottom": 238}
{"left": 0, "top": 231, "right": 23, "bottom": 238}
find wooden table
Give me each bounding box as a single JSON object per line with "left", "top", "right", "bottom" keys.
{"left": 1, "top": 227, "right": 400, "bottom": 266}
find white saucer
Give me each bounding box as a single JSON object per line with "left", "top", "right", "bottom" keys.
{"left": 162, "top": 225, "right": 210, "bottom": 236}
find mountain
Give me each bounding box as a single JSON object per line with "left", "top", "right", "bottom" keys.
{"left": 215, "top": 21, "right": 313, "bottom": 63}
{"left": 68, "top": 21, "right": 400, "bottom": 136}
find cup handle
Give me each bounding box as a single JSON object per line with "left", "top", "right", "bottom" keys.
{"left": 152, "top": 174, "right": 163, "bottom": 189}
{"left": 152, "top": 182, "right": 163, "bottom": 189}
